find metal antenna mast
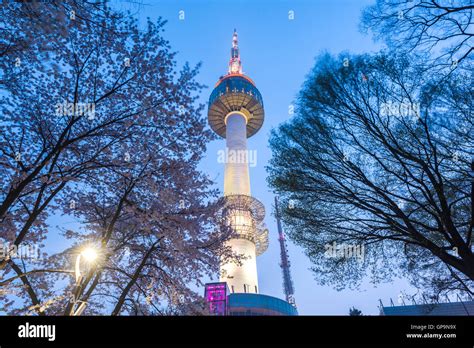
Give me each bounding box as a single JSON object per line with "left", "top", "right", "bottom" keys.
{"left": 274, "top": 197, "right": 296, "bottom": 307}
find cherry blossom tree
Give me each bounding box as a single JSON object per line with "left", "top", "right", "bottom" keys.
{"left": 0, "top": 1, "right": 227, "bottom": 315}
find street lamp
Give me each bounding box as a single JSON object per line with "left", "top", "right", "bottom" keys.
{"left": 75, "top": 246, "right": 99, "bottom": 284}
{"left": 71, "top": 246, "right": 100, "bottom": 316}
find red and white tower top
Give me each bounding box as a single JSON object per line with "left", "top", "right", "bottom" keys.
{"left": 229, "top": 29, "right": 242, "bottom": 75}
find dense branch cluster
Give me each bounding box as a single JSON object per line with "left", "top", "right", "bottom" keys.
{"left": 362, "top": 0, "right": 473, "bottom": 66}
{"left": 0, "top": 1, "right": 228, "bottom": 315}
{"left": 268, "top": 51, "right": 473, "bottom": 298}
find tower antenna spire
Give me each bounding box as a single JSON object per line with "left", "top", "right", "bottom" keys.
{"left": 229, "top": 29, "right": 242, "bottom": 74}
{"left": 275, "top": 197, "right": 296, "bottom": 308}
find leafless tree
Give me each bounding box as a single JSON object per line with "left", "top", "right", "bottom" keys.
{"left": 362, "top": 0, "right": 473, "bottom": 68}
{"left": 267, "top": 52, "right": 473, "bottom": 299}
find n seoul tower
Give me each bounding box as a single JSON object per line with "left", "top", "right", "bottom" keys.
{"left": 208, "top": 29, "right": 269, "bottom": 294}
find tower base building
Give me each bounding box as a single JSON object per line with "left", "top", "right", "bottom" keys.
{"left": 205, "top": 282, "right": 298, "bottom": 316}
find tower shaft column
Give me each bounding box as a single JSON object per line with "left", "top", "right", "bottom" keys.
{"left": 220, "top": 112, "right": 258, "bottom": 294}
{"left": 224, "top": 113, "right": 250, "bottom": 196}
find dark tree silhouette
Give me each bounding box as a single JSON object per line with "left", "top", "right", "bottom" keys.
{"left": 267, "top": 52, "right": 473, "bottom": 299}
{"left": 362, "top": 0, "right": 474, "bottom": 67}
{"left": 349, "top": 306, "right": 363, "bottom": 316}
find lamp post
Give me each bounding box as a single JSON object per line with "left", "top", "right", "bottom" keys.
{"left": 75, "top": 247, "right": 98, "bottom": 284}
{"left": 70, "top": 246, "right": 99, "bottom": 316}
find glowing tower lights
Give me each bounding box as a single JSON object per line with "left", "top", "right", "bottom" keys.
{"left": 229, "top": 29, "right": 242, "bottom": 75}
{"left": 208, "top": 30, "right": 268, "bottom": 294}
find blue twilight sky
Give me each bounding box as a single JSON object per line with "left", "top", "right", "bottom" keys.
{"left": 107, "top": 0, "right": 419, "bottom": 315}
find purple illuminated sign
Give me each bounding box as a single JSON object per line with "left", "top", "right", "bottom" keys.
{"left": 204, "top": 282, "right": 228, "bottom": 316}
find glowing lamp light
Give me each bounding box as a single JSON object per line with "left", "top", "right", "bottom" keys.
{"left": 75, "top": 246, "right": 100, "bottom": 283}
{"left": 80, "top": 247, "right": 98, "bottom": 263}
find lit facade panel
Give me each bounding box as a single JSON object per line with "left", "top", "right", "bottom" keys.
{"left": 220, "top": 238, "right": 258, "bottom": 294}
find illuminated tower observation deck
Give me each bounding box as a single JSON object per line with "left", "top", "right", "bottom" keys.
{"left": 208, "top": 30, "right": 269, "bottom": 294}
